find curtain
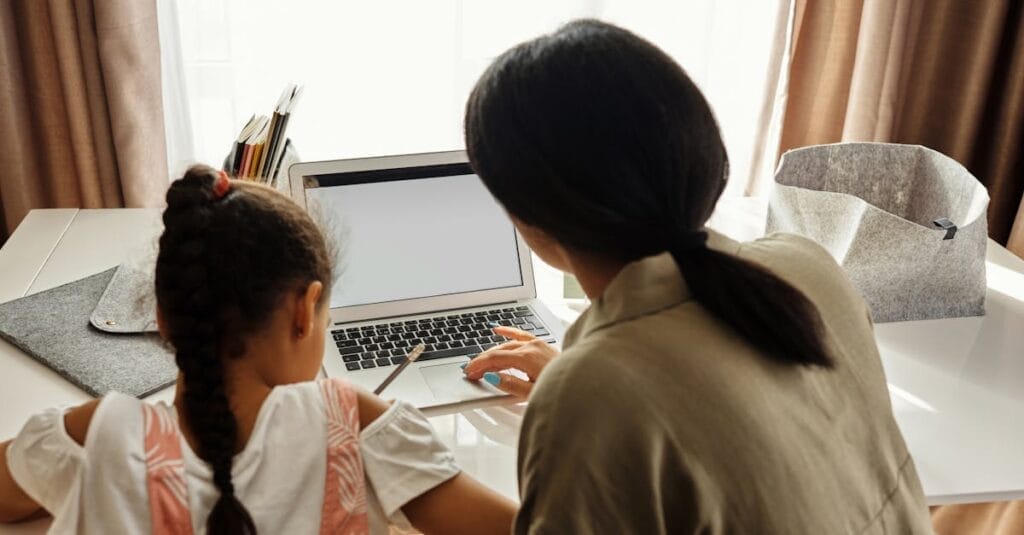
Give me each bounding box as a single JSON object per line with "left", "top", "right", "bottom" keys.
{"left": 779, "top": 0, "right": 1024, "bottom": 249}
{"left": 0, "top": 0, "right": 168, "bottom": 243}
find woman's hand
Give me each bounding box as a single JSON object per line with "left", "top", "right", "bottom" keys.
{"left": 462, "top": 326, "right": 559, "bottom": 398}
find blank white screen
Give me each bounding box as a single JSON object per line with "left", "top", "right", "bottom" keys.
{"left": 308, "top": 173, "right": 523, "bottom": 308}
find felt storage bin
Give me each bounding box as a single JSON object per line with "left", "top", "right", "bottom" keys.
{"left": 766, "top": 142, "right": 989, "bottom": 323}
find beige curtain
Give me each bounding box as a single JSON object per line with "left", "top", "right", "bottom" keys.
{"left": 0, "top": 0, "right": 168, "bottom": 243}
{"left": 779, "top": 0, "right": 1024, "bottom": 251}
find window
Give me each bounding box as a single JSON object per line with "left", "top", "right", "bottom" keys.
{"left": 161, "top": 1, "right": 788, "bottom": 309}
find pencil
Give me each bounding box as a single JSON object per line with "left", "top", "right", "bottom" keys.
{"left": 373, "top": 343, "right": 426, "bottom": 395}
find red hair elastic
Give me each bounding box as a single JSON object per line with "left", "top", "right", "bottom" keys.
{"left": 213, "top": 170, "right": 232, "bottom": 200}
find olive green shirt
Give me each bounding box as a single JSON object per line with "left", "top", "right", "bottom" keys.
{"left": 514, "top": 232, "right": 932, "bottom": 534}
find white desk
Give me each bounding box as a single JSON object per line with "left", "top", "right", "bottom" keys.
{"left": 2, "top": 202, "right": 1024, "bottom": 532}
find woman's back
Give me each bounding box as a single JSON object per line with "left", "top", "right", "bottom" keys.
{"left": 515, "top": 232, "right": 932, "bottom": 534}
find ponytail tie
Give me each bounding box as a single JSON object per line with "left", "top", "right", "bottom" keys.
{"left": 213, "top": 170, "right": 232, "bottom": 200}
{"left": 671, "top": 230, "right": 708, "bottom": 254}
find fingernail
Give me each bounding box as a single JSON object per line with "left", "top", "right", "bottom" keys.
{"left": 487, "top": 322, "right": 500, "bottom": 329}
{"left": 459, "top": 363, "right": 468, "bottom": 372}
{"left": 483, "top": 372, "right": 501, "bottom": 386}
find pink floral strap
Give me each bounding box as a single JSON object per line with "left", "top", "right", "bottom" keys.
{"left": 143, "top": 404, "right": 194, "bottom": 535}
{"left": 319, "top": 378, "right": 370, "bottom": 534}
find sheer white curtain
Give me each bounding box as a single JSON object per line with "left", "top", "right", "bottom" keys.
{"left": 158, "top": 0, "right": 792, "bottom": 304}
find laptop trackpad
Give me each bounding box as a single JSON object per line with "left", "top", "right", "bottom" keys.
{"left": 420, "top": 363, "right": 503, "bottom": 403}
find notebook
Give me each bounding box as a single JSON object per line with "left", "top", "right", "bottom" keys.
{"left": 0, "top": 267, "right": 176, "bottom": 398}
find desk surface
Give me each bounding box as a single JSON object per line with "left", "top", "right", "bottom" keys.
{"left": 2, "top": 202, "right": 1024, "bottom": 532}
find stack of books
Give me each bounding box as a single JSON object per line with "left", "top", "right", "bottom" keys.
{"left": 226, "top": 84, "right": 303, "bottom": 184}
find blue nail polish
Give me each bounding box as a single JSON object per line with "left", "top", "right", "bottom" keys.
{"left": 459, "top": 363, "right": 468, "bottom": 371}
{"left": 483, "top": 372, "right": 500, "bottom": 386}
{"left": 487, "top": 321, "right": 500, "bottom": 329}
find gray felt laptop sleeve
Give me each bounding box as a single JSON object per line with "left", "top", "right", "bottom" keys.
{"left": 0, "top": 266, "right": 176, "bottom": 398}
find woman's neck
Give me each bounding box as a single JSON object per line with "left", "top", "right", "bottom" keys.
{"left": 569, "top": 253, "right": 627, "bottom": 300}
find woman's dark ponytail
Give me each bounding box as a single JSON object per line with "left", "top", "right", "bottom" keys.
{"left": 465, "top": 19, "right": 833, "bottom": 369}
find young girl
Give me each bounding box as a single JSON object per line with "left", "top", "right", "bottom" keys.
{"left": 0, "top": 166, "right": 516, "bottom": 534}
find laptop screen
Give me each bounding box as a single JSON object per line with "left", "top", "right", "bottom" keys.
{"left": 305, "top": 163, "right": 524, "bottom": 308}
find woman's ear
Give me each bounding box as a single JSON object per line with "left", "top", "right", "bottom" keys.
{"left": 294, "top": 281, "right": 324, "bottom": 339}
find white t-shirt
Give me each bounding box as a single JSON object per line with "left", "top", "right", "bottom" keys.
{"left": 7, "top": 381, "right": 460, "bottom": 534}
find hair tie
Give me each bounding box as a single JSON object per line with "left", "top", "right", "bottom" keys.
{"left": 671, "top": 230, "right": 708, "bottom": 254}
{"left": 213, "top": 170, "right": 232, "bottom": 200}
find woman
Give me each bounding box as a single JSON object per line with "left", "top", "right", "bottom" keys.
{"left": 461, "top": 20, "right": 933, "bottom": 533}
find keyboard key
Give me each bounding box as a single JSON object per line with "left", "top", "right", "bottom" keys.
{"left": 392, "top": 326, "right": 405, "bottom": 333}
{"left": 339, "top": 346, "right": 361, "bottom": 356}
{"left": 335, "top": 339, "right": 357, "bottom": 348}
{"left": 378, "top": 328, "right": 390, "bottom": 335}
{"left": 435, "top": 342, "right": 450, "bottom": 350}
{"left": 534, "top": 330, "right": 550, "bottom": 337}
{"left": 366, "top": 343, "right": 380, "bottom": 352}
{"left": 512, "top": 318, "right": 527, "bottom": 325}
{"left": 425, "top": 336, "right": 438, "bottom": 343}
{"left": 404, "top": 320, "right": 418, "bottom": 325}
{"left": 486, "top": 314, "right": 500, "bottom": 321}
{"left": 459, "top": 318, "right": 475, "bottom": 325}
{"left": 419, "top": 345, "right": 482, "bottom": 362}
{"left": 357, "top": 337, "right": 372, "bottom": 346}
{"left": 443, "top": 327, "right": 458, "bottom": 334}
{"left": 449, "top": 340, "right": 463, "bottom": 348}
{"left": 402, "top": 332, "right": 415, "bottom": 339}
{"left": 387, "top": 334, "right": 401, "bottom": 341}
{"left": 513, "top": 311, "right": 534, "bottom": 318}
{"left": 332, "top": 332, "right": 347, "bottom": 340}
{"left": 418, "top": 318, "right": 431, "bottom": 324}
{"left": 342, "top": 354, "right": 360, "bottom": 363}
{"left": 391, "top": 356, "right": 407, "bottom": 365}
{"left": 473, "top": 311, "right": 488, "bottom": 316}
{"left": 389, "top": 321, "right": 404, "bottom": 328}
{"left": 515, "top": 306, "right": 529, "bottom": 311}
{"left": 439, "top": 334, "right": 452, "bottom": 342}
{"left": 480, "top": 342, "right": 498, "bottom": 351}
{"left": 361, "top": 353, "right": 376, "bottom": 361}
{"left": 360, "top": 361, "right": 376, "bottom": 369}
{"left": 501, "top": 307, "right": 514, "bottom": 312}
{"left": 460, "top": 313, "right": 474, "bottom": 318}
{"left": 376, "top": 358, "right": 393, "bottom": 367}
{"left": 345, "top": 362, "right": 361, "bottom": 371}
{"left": 451, "top": 333, "right": 466, "bottom": 340}
{"left": 457, "top": 325, "right": 471, "bottom": 332}
{"left": 376, "top": 350, "right": 392, "bottom": 358}
{"left": 380, "top": 342, "right": 395, "bottom": 350}
{"left": 499, "top": 313, "right": 513, "bottom": 320}
{"left": 372, "top": 336, "right": 386, "bottom": 343}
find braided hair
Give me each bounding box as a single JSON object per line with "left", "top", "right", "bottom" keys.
{"left": 155, "top": 165, "right": 332, "bottom": 534}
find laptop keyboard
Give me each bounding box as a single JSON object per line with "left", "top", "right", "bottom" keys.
{"left": 331, "top": 305, "right": 555, "bottom": 372}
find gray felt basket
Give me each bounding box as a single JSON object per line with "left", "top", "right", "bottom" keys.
{"left": 766, "top": 142, "right": 989, "bottom": 323}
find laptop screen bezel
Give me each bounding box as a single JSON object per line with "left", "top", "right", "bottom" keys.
{"left": 289, "top": 150, "right": 537, "bottom": 324}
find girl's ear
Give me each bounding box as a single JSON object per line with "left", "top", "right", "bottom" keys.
{"left": 295, "top": 281, "right": 324, "bottom": 339}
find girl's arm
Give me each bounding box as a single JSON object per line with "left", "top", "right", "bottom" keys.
{"left": 401, "top": 472, "right": 517, "bottom": 535}
{"left": 356, "top": 390, "right": 517, "bottom": 535}
{"left": 0, "top": 399, "right": 97, "bottom": 523}
{"left": 0, "top": 440, "right": 42, "bottom": 522}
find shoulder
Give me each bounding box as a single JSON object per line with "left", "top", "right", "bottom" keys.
{"left": 737, "top": 232, "right": 866, "bottom": 311}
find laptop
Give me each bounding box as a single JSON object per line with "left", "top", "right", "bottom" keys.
{"left": 289, "top": 151, "right": 565, "bottom": 410}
